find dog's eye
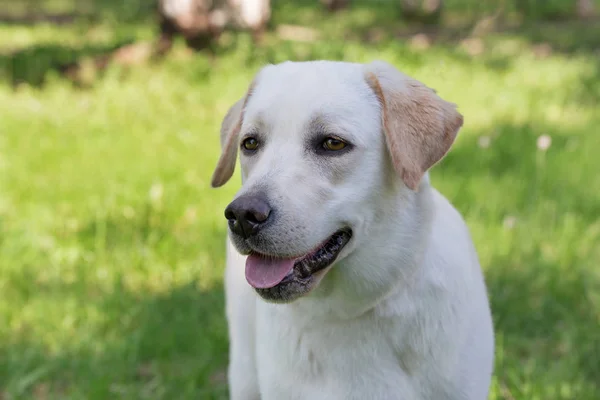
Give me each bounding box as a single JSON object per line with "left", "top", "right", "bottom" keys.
{"left": 242, "top": 137, "right": 259, "bottom": 151}
{"left": 322, "top": 137, "right": 347, "bottom": 151}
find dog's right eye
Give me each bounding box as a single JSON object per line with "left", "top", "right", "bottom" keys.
{"left": 242, "top": 137, "right": 259, "bottom": 151}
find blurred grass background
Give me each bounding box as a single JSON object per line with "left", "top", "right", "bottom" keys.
{"left": 0, "top": 0, "right": 599, "bottom": 399}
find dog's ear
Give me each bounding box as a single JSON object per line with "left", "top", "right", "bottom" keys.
{"left": 363, "top": 61, "right": 463, "bottom": 191}
{"left": 211, "top": 81, "right": 257, "bottom": 188}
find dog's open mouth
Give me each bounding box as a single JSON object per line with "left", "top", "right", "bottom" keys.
{"left": 245, "top": 229, "right": 352, "bottom": 290}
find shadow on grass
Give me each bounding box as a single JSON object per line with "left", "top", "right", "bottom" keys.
{"left": 0, "top": 12, "right": 80, "bottom": 26}
{"left": 515, "top": 18, "right": 600, "bottom": 55}
{"left": 487, "top": 253, "right": 600, "bottom": 398}
{"left": 0, "top": 199, "right": 231, "bottom": 397}
{"left": 0, "top": 41, "right": 137, "bottom": 87}
{"left": 0, "top": 280, "right": 229, "bottom": 399}
{"left": 271, "top": 0, "right": 600, "bottom": 56}
{"left": 2, "top": 1, "right": 600, "bottom": 89}
{"left": 0, "top": 0, "right": 156, "bottom": 25}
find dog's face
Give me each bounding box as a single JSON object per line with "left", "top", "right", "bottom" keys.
{"left": 212, "top": 61, "right": 463, "bottom": 304}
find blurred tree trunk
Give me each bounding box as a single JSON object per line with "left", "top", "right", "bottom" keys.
{"left": 399, "top": 0, "right": 444, "bottom": 24}
{"left": 156, "top": 0, "right": 271, "bottom": 55}
{"left": 576, "top": 0, "right": 596, "bottom": 19}
{"left": 228, "top": 0, "right": 271, "bottom": 35}
{"left": 320, "top": 0, "right": 349, "bottom": 12}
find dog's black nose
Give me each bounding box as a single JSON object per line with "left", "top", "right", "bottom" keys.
{"left": 224, "top": 194, "right": 272, "bottom": 239}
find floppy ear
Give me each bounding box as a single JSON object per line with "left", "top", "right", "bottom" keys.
{"left": 211, "top": 82, "right": 256, "bottom": 188}
{"left": 363, "top": 61, "right": 463, "bottom": 191}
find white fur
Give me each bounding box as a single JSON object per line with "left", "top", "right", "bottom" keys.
{"left": 221, "top": 61, "right": 494, "bottom": 400}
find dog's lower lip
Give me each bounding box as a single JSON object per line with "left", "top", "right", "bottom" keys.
{"left": 253, "top": 228, "right": 352, "bottom": 287}
{"left": 296, "top": 229, "right": 352, "bottom": 277}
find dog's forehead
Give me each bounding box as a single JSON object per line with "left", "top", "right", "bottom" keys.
{"left": 243, "top": 61, "right": 377, "bottom": 134}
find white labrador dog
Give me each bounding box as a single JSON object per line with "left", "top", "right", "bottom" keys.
{"left": 211, "top": 60, "right": 494, "bottom": 400}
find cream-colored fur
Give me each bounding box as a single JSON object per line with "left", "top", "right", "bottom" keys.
{"left": 213, "top": 60, "right": 494, "bottom": 400}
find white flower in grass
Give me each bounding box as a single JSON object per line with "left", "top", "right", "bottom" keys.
{"left": 503, "top": 215, "right": 517, "bottom": 230}
{"left": 149, "top": 182, "right": 164, "bottom": 205}
{"left": 536, "top": 134, "right": 552, "bottom": 151}
{"left": 478, "top": 135, "right": 491, "bottom": 149}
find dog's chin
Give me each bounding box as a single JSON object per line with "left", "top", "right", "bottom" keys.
{"left": 233, "top": 229, "right": 353, "bottom": 303}
{"left": 228, "top": 233, "right": 253, "bottom": 256}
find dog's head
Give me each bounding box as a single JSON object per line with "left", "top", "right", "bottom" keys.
{"left": 212, "top": 61, "right": 462, "bottom": 304}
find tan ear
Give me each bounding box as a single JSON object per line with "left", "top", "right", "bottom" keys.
{"left": 210, "top": 82, "right": 256, "bottom": 188}
{"left": 364, "top": 61, "right": 463, "bottom": 191}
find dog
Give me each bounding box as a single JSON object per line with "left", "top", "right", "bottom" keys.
{"left": 211, "top": 60, "right": 494, "bottom": 400}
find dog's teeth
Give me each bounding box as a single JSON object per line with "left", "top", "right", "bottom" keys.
{"left": 296, "top": 260, "right": 312, "bottom": 278}
{"left": 292, "top": 231, "right": 350, "bottom": 278}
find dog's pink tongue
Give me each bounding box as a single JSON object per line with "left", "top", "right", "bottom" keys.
{"left": 245, "top": 254, "right": 295, "bottom": 289}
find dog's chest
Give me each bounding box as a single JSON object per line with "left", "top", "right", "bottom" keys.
{"left": 254, "top": 305, "right": 422, "bottom": 400}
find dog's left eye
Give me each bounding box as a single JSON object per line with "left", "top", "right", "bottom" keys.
{"left": 322, "top": 137, "right": 347, "bottom": 151}
{"left": 242, "top": 137, "right": 259, "bottom": 151}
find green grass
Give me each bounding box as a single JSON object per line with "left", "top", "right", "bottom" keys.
{"left": 1, "top": 1, "right": 599, "bottom": 399}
